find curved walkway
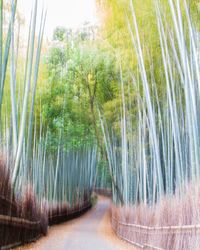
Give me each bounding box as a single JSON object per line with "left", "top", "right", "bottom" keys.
{"left": 17, "top": 196, "right": 135, "bottom": 250}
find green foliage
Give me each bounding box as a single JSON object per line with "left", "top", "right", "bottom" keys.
{"left": 53, "top": 26, "right": 67, "bottom": 41}
{"left": 96, "top": 159, "right": 112, "bottom": 188}
{"left": 39, "top": 32, "right": 119, "bottom": 151}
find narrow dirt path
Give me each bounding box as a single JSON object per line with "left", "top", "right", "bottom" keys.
{"left": 17, "top": 196, "right": 135, "bottom": 250}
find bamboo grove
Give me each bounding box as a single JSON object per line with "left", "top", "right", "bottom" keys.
{"left": 0, "top": 0, "right": 200, "bottom": 249}
{"left": 0, "top": 0, "right": 97, "bottom": 247}
{"left": 100, "top": 0, "right": 200, "bottom": 249}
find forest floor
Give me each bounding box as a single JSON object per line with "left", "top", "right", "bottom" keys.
{"left": 16, "top": 196, "right": 136, "bottom": 250}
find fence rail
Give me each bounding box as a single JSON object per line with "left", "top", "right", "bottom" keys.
{"left": 48, "top": 201, "right": 92, "bottom": 225}
{"left": 0, "top": 214, "right": 40, "bottom": 229}
{"left": 112, "top": 217, "right": 200, "bottom": 233}
{"left": 112, "top": 216, "right": 200, "bottom": 250}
